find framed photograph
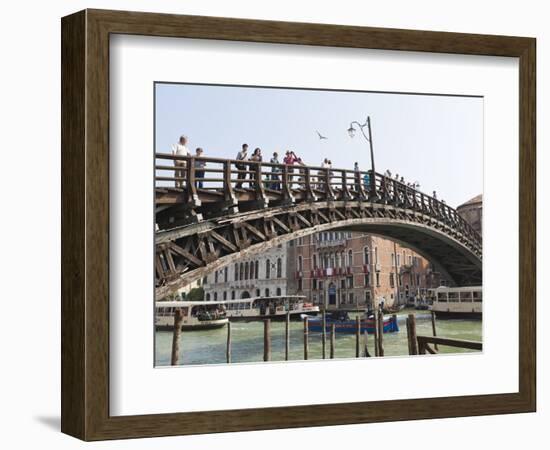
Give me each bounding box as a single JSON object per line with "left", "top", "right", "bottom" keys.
{"left": 61, "top": 9, "right": 536, "bottom": 440}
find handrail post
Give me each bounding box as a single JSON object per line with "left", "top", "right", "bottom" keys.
{"left": 341, "top": 170, "right": 352, "bottom": 201}
{"left": 223, "top": 160, "right": 237, "bottom": 208}
{"left": 304, "top": 166, "right": 317, "bottom": 202}
{"left": 185, "top": 156, "right": 200, "bottom": 208}
{"left": 355, "top": 171, "right": 368, "bottom": 201}
{"left": 393, "top": 179, "right": 400, "bottom": 206}
{"left": 254, "top": 160, "right": 268, "bottom": 207}
{"left": 281, "top": 164, "right": 294, "bottom": 204}
{"left": 325, "top": 168, "right": 335, "bottom": 201}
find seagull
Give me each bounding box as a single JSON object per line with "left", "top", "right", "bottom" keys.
{"left": 316, "top": 130, "right": 328, "bottom": 140}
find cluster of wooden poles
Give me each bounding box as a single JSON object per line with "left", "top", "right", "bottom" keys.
{"left": 170, "top": 309, "right": 457, "bottom": 365}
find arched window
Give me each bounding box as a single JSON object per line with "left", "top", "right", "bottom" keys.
{"left": 330, "top": 253, "right": 335, "bottom": 269}
{"left": 265, "top": 288, "right": 270, "bottom": 297}
{"left": 206, "top": 293, "right": 211, "bottom": 301}
{"left": 256, "top": 289, "right": 260, "bottom": 297}
{"left": 297, "top": 256, "right": 303, "bottom": 272}
{"left": 213, "top": 292, "right": 218, "bottom": 301}
{"left": 276, "top": 287, "right": 282, "bottom": 296}
{"left": 244, "top": 261, "right": 249, "bottom": 280}
{"left": 313, "top": 254, "right": 318, "bottom": 269}
{"left": 277, "top": 258, "right": 282, "bottom": 278}
{"left": 224, "top": 267, "right": 228, "bottom": 282}
{"left": 336, "top": 252, "right": 341, "bottom": 268}
{"left": 364, "top": 247, "right": 370, "bottom": 265}
{"left": 348, "top": 250, "right": 353, "bottom": 267}
{"left": 214, "top": 271, "right": 219, "bottom": 283}
{"left": 255, "top": 260, "right": 259, "bottom": 279}
{"left": 249, "top": 261, "right": 254, "bottom": 279}
{"left": 223, "top": 291, "right": 227, "bottom": 300}
{"left": 231, "top": 290, "right": 235, "bottom": 300}
{"left": 239, "top": 262, "right": 244, "bottom": 280}
{"left": 266, "top": 259, "right": 271, "bottom": 279}
{"left": 234, "top": 263, "right": 238, "bottom": 281}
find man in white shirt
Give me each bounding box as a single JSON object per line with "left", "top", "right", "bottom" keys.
{"left": 235, "top": 143, "right": 248, "bottom": 189}
{"left": 172, "top": 135, "right": 189, "bottom": 188}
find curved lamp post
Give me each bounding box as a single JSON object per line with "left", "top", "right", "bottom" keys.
{"left": 348, "top": 116, "right": 377, "bottom": 199}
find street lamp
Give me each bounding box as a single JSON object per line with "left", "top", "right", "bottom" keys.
{"left": 348, "top": 116, "right": 377, "bottom": 200}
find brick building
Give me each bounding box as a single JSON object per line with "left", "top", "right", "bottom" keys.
{"left": 287, "top": 231, "right": 445, "bottom": 310}
{"left": 457, "top": 194, "right": 483, "bottom": 235}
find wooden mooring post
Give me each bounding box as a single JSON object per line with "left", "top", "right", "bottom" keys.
{"left": 322, "top": 311, "right": 327, "bottom": 359}
{"left": 364, "top": 328, "right": 371, "bottom": 357}
{"left": 226, "top": 321, "right": 232, "bottom": 364}
{"left": 303, "top": 316, "right": 309, "bottom": 360}
{"left": 285, "top": 312, "right": 290, "bottom": 361}
{"left": 406, "top": 313, "right": 418, "bottom": 355}
{"left": 264, "top": 319, "right": 271, "bottom": 362}
{"left": 330, "top": 323, "right": 336, "bottom": 359}
{"left": 431, "top": 311, "right": 439, "bottom": 351}
{"left": 355, "top": 316, "right": 361, "bottom": 357}
{"left": 377, "top": 308, "right": 384, "bottom": 357}
{"left": 170, "top": 308, "right": 184, "bottom": 366}
{"left": 373, "top": 309, "right": 380, "bottom": 357}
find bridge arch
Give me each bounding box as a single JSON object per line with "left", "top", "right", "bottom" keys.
{"left": 155, "top": 154, "right": 481, "bottom": 299}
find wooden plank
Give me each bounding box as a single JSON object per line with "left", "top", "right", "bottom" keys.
{"left": 417, "top": 335, "right": 482, "bottom": 351}
{"left": 355, "top": 316, "right": 361, "bottom": 358}
{"left": 264, "top": 319, "right": 271, "bottom": 362}
{"left": 271, "top": 216, "right": 290, "bottom": 233}
{"left": 303, "top": 316, "right": 309, "bottom": 360}
{"left": 285, "top": 312, "right": 290, "bottom": 361}
{"left": 431, "top": 311, "right": 439, "bottom": 351}
{"left": 171, "top": 309, "right": 184, "bottom": 365}
{"left": 226, "top": 322, "right": 232, "bottom": 363}
{"left": 330, "top": 323, "right": 336, "bottom": 359}
{"left": 242, "top": 222, "right": 266, "bottom": 241}
{"left": 209, "top": 230, "right": 238, "bottom": 252}
{"left": 169, "top": 242, "right": 202, "bottom": 266}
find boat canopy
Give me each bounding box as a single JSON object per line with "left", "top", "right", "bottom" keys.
{"left": 155, "top": 295, "right": 308, "bottom": 309}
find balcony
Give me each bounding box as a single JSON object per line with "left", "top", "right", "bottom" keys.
{"left": 315, "top": 238, "right": 347, "bottom": 248}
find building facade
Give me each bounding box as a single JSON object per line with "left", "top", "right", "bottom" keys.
{"left": 287, "top": 231, "right": 444, "bottom": 310}
{"left": 203, "top": 244, "right": 289, "bottom": 301}
{"left": 457, "top": 194, "right": 483, "bottom": 235}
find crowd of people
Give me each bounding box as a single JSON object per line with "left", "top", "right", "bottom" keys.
{"left": 169, "top": 134, "right": 444, "bottom": 203}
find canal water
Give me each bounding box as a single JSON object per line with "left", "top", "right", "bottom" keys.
{"left": 155, "top": 310, "right": 482, "bottom": 366}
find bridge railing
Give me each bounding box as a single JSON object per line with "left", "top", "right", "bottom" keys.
{"left": 155, "top": 153, "right": 481, "bottom": 248}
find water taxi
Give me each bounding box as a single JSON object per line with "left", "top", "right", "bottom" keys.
{"left": 307, "top": 310, "right": 399, "bottom": 334}
{"left": 223, "top": 295, "right": 319, "bottom": 321}
{"left": 430, "top": 286, "right": 482, "bottom": 319}
{"left": 155, "top": 301, "right": 229, "bottom": 331}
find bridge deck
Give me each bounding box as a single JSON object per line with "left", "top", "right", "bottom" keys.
{"left": 154, "top": 153, "right": 482, "bottom": 297}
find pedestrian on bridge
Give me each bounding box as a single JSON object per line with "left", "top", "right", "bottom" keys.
{"left": 172, "top": 135, "right": 189, "bottom": 188}
{"left": 194, "top": 147, "right": 206, "bottom": 189}
{"left": 249, "top": 148, "right": 263, "bottom": 188}
{"left": 235, "top": 143, "right": 248, "bottom": 189}
{"left": 270, "top": 152, "right": 281, "bottom": 190}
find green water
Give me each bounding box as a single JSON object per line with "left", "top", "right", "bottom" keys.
{"left": 155, "top": 310, "right": 482, "bottom": 366}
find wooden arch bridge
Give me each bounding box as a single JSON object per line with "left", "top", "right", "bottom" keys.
{"left": 155, "top": 153, "right": 482, "bottom": 299}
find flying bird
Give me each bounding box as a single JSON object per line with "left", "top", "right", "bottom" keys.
{"left": 316, "top": 130, "right": 328, "bottom": 140}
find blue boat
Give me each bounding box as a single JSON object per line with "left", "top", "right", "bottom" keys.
{"left": 307, "top": 311, "right": 399, "bottom": 334}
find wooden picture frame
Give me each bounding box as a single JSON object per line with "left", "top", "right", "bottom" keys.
{"left": 61, "top": 9, "right": 536, "bottom": 441}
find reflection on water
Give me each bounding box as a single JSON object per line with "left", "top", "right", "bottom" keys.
{"left": 155, "top": 310, "right": 482, "bottom": 366}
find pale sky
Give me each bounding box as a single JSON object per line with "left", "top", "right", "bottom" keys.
{"left": 155, "top": 83, "right": 483, "bottom": 208}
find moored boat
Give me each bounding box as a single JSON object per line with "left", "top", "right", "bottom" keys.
{"left": 155, "top": 301, "right": 229, "bottom": 330}
{"left": 307, "top": 310, "right": 399, "bottom": 334}
{"left": 430, "top": 286, "right": 482, "bottom": 319}
{"left": 223, "top": 295, "right": 319, "bottom": 321}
